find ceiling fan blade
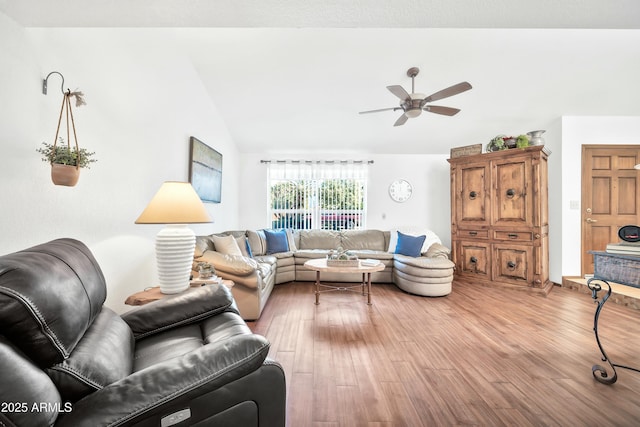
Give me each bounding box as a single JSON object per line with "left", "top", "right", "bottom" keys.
{"left": 359, "top": 107, "right": 401, "bottom": 114}
{"left": 423, "top": 82, "right": 472, "bottom": 103}
{"left": 387, "top": 85, "right": 410, "bottom": 101}
{"left": 394, "top": 114, "right": 409, "bottom": 127}
{"left": 424, "top": 105, "right": 461, "bottom": 116}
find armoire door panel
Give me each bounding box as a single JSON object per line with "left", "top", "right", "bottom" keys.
{"left": 458, "top": 165, "right": 489, "bottom": 224}
{"left": 492, "top": 158, "right": 531, "bottom": 225}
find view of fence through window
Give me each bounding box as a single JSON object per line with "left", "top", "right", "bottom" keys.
{"left": 266, "top": 161, "right": 368, "bottom": 230}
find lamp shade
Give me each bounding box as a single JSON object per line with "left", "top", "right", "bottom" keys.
{"left": 136, "top": 182, "right": 211, "bottom": 294}
{"left": 135, "top": 181, "right": 211, "bottom": 224}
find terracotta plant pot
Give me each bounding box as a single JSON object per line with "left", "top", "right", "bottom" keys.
{"left": 51, "top": 164, "right": 80, "bottom": 187}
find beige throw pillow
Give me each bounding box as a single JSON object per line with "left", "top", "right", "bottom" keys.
{"left": 211, "top": 234, "right": 243, "bottom": 256}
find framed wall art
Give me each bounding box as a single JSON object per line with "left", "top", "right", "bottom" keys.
{"left": 189, "top": 136, "right": 222, "bottom": 203}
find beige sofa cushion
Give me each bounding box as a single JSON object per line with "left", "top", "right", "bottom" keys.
{"left": 194, "top": 236, "right": 213, "bottom": 258}
{"left": 196, "top": 251, "right": 259, "bottom": 277}
{"left": 340, "top": 230, "right": 387, "bottom": 251}
{"left": 247, "top": 230, "right": 266, "bottom": 256}
{"left": 299, "top": 230, "right": 341, "bottom": 250}
{"left": 211, "top": 235, "right": 243, "bottom": 256}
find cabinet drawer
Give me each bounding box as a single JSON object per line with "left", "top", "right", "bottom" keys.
{"left": 458, "top": 229, "right": 489, "bottom": 239}
{"left": 457, "top": 241, "right": 491, "bottom": 278}
{"left": 493, "top": 245, "right": 533, "bottom": 285}
{"left": 494, "top": 231, "right": 533, "bottom": 241}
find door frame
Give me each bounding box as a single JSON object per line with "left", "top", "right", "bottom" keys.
{"left": 580, "top": 144, "right": 640, "bottom": 276}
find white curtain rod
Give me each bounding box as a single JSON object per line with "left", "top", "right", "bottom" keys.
{"left": 260, "top": 159, "right": 374, "bottom": 164}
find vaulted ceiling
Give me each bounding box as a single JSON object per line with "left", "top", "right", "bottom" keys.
{"left": 2, "top": 0, "right": 640, "bottom": 154}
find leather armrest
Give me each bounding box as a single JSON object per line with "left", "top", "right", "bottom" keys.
{"left": 121, "top": 285, "right": 236, "bottom": 340}
{"left": 54, "top": 334, "right": 271, "bottom": 427}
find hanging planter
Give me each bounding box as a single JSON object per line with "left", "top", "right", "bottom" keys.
{"left": 37, "top": 85, "right": 96, "bottom": 186}
{"left": 50, "top": 163, "right": 81, "bottom": 186}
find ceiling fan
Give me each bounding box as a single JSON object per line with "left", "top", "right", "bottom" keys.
{"left": 359, "top": 67, "right": 472, "bottom": 127}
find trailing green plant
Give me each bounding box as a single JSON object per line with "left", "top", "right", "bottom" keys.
{"left": 37, "top": 138, "right": 97, "bottom": 169}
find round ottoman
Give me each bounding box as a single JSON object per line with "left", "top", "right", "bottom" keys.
{"left": 393, "top": 254, "right": 455, "bottom": 296}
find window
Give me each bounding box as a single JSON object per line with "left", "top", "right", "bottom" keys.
{"left": 266, "top": 161, "right": 369, "bottom": 230}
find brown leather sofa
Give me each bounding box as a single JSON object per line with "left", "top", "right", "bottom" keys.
{"left": 0, "top": 238, "right": 286, "bottom": 427}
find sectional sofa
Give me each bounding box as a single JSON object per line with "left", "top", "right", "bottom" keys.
{"left": 194, "top": 229, "right": 455, "bottom": 320}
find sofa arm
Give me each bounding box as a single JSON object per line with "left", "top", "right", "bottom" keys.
{"left": 394, "top": 253, "right": 455, "bottom": 270}
{"left": 55, "top": 334, "right": 271, "bottom": 427}
{"left": 424, "top": 242, "right": 451, "bottom": 259}
{"left": 196, "top": 250, "right": 259, "bottom": 276}
{"left": 121, "top": 285, "right": 235, "bottom": 340}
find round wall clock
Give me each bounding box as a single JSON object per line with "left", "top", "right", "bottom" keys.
{"left": 389, "top": 179, "right": 413, "bottom": 203}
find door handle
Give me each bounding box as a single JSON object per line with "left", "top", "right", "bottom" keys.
{"left": 586, "top": 218, "right": 598, "bottom": 223}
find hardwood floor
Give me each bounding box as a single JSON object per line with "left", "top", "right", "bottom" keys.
{"left": 248, "top": 280, "right": 640, "bottom": 427}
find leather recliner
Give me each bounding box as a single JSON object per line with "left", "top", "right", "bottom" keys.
{"left": 0, "top": 238, "right": 286, "bottom": 427}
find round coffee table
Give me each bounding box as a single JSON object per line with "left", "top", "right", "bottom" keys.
{"left": 303, "top": 258, "right": 385, "bottom": 305}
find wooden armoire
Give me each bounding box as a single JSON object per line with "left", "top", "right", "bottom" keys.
{"left": 448, "top": 145, "right": 552, "bottom": 295}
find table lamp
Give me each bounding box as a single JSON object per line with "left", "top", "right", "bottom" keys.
{"left": 135, "top": 181, "right": 212, "bottom": 294}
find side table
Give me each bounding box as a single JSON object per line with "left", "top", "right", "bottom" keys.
{"left": 125, "top": 279, "right": 234, "bottom": 306}
{"left": 587, "top": 251, "right": 640, "bottom": 384}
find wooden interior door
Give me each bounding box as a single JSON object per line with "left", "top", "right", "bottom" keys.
{"left": 581, "top": 145, "right": 640, "bottom": 275}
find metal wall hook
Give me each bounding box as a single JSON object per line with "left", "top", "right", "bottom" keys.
{"left": 43, "top": 71, "right": 65, "bottom": 95}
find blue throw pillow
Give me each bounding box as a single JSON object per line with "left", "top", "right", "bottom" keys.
{"left": 265, "top": 229, "right": 289, "bottom": 254}
{"left": 394, "top": 231, "right": 426, "bottom": 257}
{"left": 244, "top": 237, "right": 254, "bottom": 258}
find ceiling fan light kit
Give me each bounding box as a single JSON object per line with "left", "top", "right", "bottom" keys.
{"left": 360, "top": 67, "right": 472, "bottom": 126}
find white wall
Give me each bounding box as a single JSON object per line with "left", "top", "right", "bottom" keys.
{"left": 2, "top": 12, "right": 638, "bottom": 310}
{"left": 239, "top": 152, "right": 452, "bottom": 246}
{"left": 242, "top": 117, "right": 640, "bottom": 289}
{"left": 561, "top": 116, "right": 640, "bottom": 278}
{"left": 0, "top": 18, "right": 241, "bottom": 314}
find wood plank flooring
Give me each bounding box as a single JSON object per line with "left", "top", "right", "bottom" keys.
{"left": 247, "top": 280, "right": 640, "bottom": 426}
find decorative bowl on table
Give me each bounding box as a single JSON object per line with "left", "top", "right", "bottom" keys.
{"left": 326, "top": 246, "right": 359, "bottom": 267}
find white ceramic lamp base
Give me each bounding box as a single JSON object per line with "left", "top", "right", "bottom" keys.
{"left": 155, "top": 224, "right": 195, "bottom": 294}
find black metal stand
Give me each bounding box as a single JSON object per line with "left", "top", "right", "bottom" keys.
{"left": 587, "top": 278, "right": 640, "bottom": 384}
